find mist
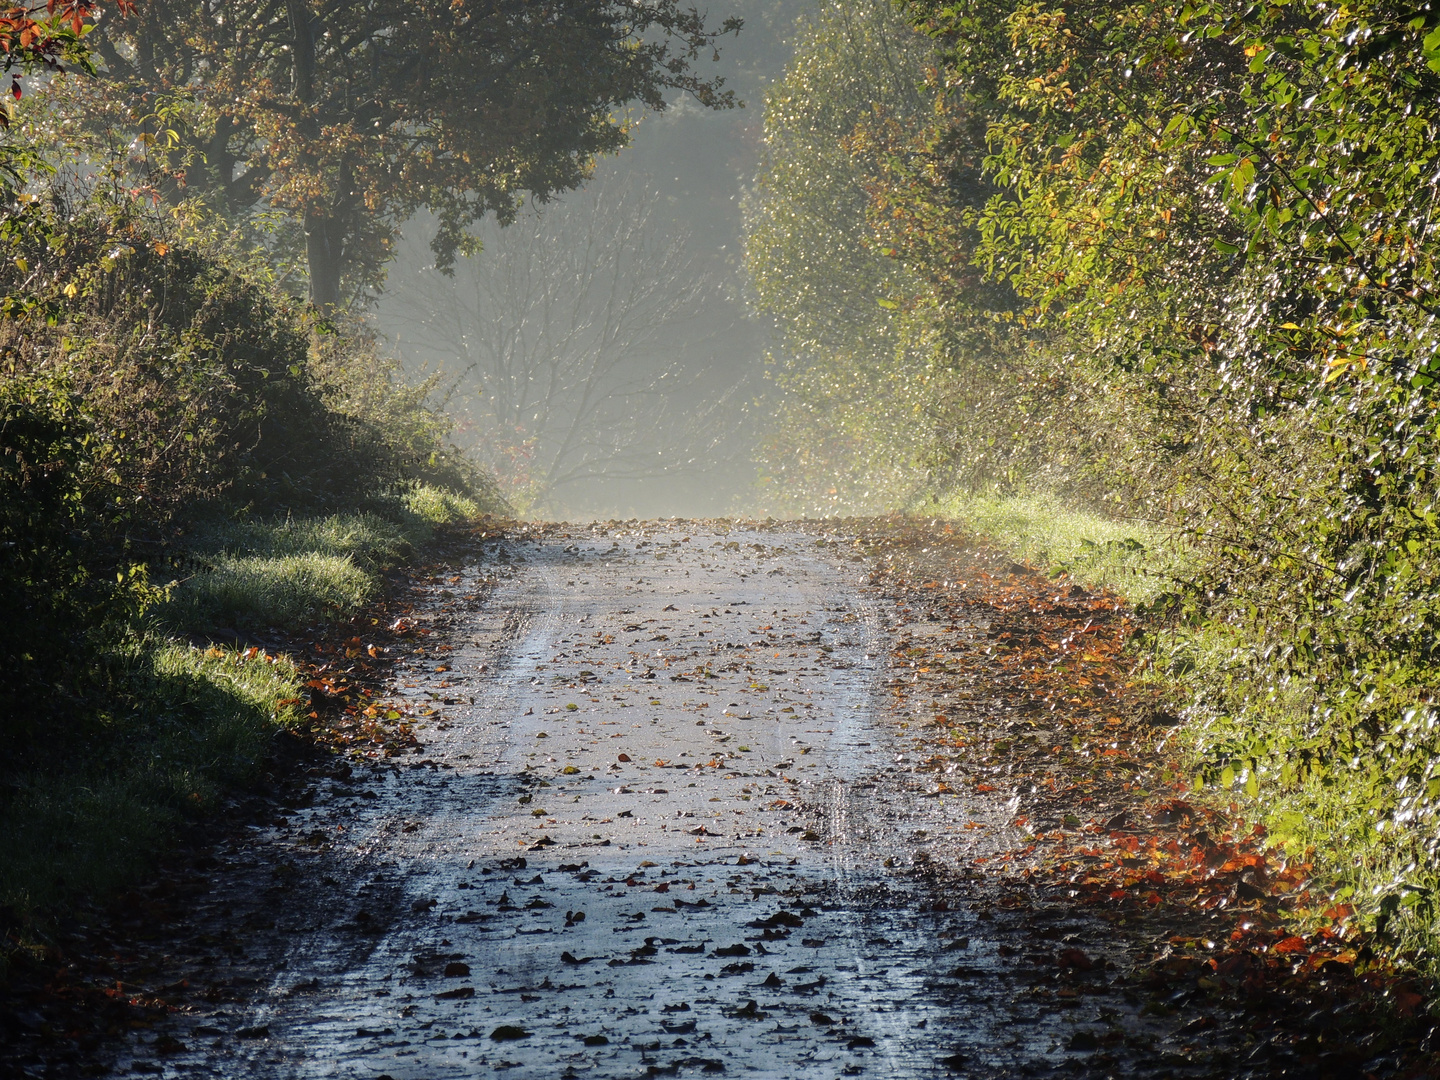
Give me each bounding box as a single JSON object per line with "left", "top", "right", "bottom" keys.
{"left": 374, "top": 0, "right": 812, "bottom": 520}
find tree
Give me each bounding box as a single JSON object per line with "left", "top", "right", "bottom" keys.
{"left": 380, "top": 178, "right": 725, "bottom": 516}
{"left": 742, "top": 0, "right": 942, "bottom": 515}
{"left": 89, "top": 0, "right": 742, "bottom": 309}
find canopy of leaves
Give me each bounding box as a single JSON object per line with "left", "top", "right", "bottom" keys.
{"left": 89, "top": 0, "right": 742, "bottom": 306}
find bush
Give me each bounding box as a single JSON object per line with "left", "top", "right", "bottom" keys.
{"left": 0, "top": 193, "right": 503, "bottom": 933}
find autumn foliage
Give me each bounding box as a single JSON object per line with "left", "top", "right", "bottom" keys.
{"left": 746, "top": 0, "right": 1440, "bottom": 968}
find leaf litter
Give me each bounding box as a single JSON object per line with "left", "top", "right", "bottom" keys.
{"left": 2, "top": 516, "right": 1436, "bottom": 1078}
{"left": 851, "top": 515, "right": 1438, "bottom": 1077}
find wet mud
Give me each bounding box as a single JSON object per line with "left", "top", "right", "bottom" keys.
{"left": 7, "top": 525, "right": 1259, "bottom": 1078}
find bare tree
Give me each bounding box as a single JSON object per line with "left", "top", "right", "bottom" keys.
{"left": 379, "top": 179, "right": 727, "bottom": 516}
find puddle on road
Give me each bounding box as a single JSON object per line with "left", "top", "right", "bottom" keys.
{"left": 129, "top": 527, "right": 1198, "bottom": 1079}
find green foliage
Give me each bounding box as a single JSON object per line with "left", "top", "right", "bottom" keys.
{"left": 0, "top": 194, "right": 486, "bottom": 732}
{"left": 876, "top": 0, "right": 1440, "bottom": 961}
{"left": 749, "top": 0, "right": 1440, "bottom": 962}
{"left": 0, "top": 0, "right": 120, "bottom": 192}
{"left": 0, "top": 373, "right": 157, "bottom": 759}
{"left": 0, "top": 196, "right": 331, "bottom": 512}
{"left": 0, "top": 194, "right": 500, "bottom": 524}
{"left": 743, "top": 0, "right": 945, "bottom": 515}
{"left": 0, "top": 191, "right": 499, "bottom": 934}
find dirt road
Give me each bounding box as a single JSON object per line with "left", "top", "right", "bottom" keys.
{"left": 32, "top": 524, "right": 1225, "bottom": 1078}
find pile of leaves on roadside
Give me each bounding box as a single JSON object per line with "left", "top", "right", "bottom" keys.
{"left": 852, "top": 516, "right": 1440, "bottom": 1076}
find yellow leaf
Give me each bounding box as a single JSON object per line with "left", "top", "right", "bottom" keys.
{"left": 1324, "top": 356, "right": 1364, "bottom": 383}
{"left": 62, "top": 282, "right": 78, "bottom": 298}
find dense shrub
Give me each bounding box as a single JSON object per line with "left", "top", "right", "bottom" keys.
{"left": 0, "top": 194, "right": 501, "bottom": 925}
{"left": 890, "top": 0, "right": 1440, "bottom": 955}
{"left": 747, "top": 0, "right": 1440, "bottom": 959}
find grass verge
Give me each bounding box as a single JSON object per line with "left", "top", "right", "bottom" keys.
{"left": 0, "top": 642, "right": 302, "bottom": 924}
{"left": 929, "top": 489, "right": 1191, "bottom": 605}
{"left": 164, "top": 484, "right": 482, "bottom": 634}
{"left": 2, "top": 483, "right": 486, "bottom": 951}
{"left": 169, "top": 552, "right": 377, "bottom": 633}
{"left": 933, "top": 487, "right": 1440, "bottom": 977}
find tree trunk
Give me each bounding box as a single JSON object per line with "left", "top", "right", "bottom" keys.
{"left": 289, "top": 0, "right": 341, "bottom": 310}
{"left": 305, "top": 212, "right": 344, "bottom": 312}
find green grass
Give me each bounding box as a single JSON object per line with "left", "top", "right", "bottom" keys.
{"left": 1268, "top": 780, "right": 1440, "bottom": 954}
{"left": 164, "top": 483, "right": 484, "bottom": 634}
{"left": 3, "top": 481, "right": 483, "bottom": 947}
{"left": 185, "top": 511, "right": 414, "bottom": 569}
{"left": 931, "top": 489, "right": 1192, "bottom": 604}
{"left": 171, "top": 551, "right": 376, "bottom": 631}
{"left": 400, "top": 483, "right": 484, "bottom": 527}
{"left": 0, "top": 641, "right": 301, "bottom": 921}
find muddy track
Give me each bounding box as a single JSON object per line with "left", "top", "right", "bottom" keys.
{"left": 5, "top": 524, "right": 1258, "bottom": 1078}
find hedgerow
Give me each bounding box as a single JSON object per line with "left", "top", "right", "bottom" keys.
{"left": 747, "top": 0, "right": 1440, "bottom": 966}
{"left": 0, "top": 193, "right": 502, "bottom": 931}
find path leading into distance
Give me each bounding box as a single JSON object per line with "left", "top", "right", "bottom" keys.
{"left": 124, "top": 524, "right": 1201, "bottom": 1079}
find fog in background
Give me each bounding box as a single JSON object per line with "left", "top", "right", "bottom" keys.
{"left": 375, "top": 0, "right": 811, "bottom": 520}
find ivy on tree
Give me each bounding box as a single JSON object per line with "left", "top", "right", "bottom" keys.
{"left": 92, "top": 0, "right": 742, "bottom": 309}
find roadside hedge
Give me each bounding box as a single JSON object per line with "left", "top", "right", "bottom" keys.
{"left": 746, "top": 0, "right": 1440, "bottom": 964}
{"left": 0, "top": 195, "right": 498, "bottom": 930}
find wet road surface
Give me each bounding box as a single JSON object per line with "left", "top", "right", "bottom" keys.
{"left": 105, "top": 524, "right": 1212, "bottom": 1078}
